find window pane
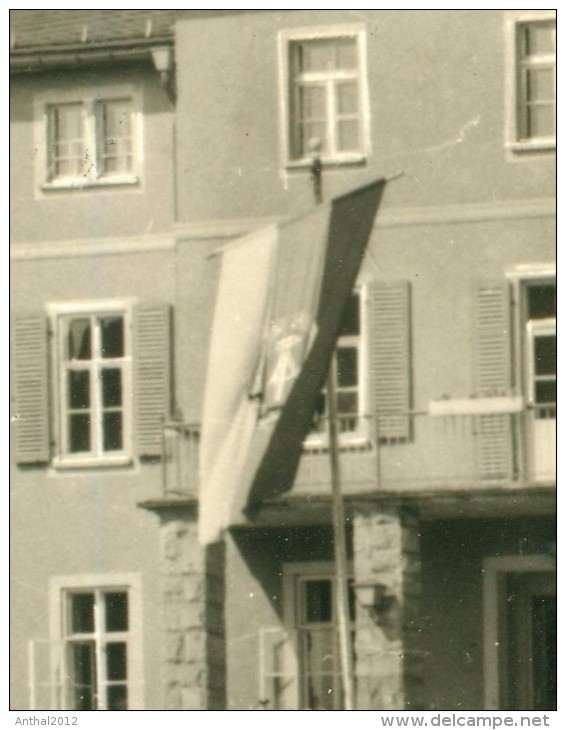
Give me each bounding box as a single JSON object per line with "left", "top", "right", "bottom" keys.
{"left": 107, "top": 684, "right": 128, "bottom": 711}
{"left": 298, "top": 39, "right": 335, "bottom": 72}
{"left": 337, "top": 391, "right": 358, "bottom": 416}
{"left": 102, "top": 99, "right": 132, "bottom": 138}
{"left": 101, "top": 369, "right": 122, "bottom": 407}
{"left": 306, "top": 671, "right": 337, "bottom": 710}
{"left": 526, "top": 68, "right": 554, "bottom": 103}
{"left": 100, "top": 99, "right": 133, "bottom": 175}
{"left": 106, "top": 642, "right": 127, "bottom": 680}
{"left": 68, "top": 370, "right": 90, "bottom": 410}
{"left": 69, "top": 414, "right": 91, "bottom": 453}
{"left": 310, "top": 392, "right": 327, "bottom": 432}
{"left": 337, "top": 348, "right": 358, "bottom": 388}
{"left": 50, "top": 104, "right": 83, "bottom": 144}
{"left": 69, "top": 642, "right": 96, "bottom": 710}
{"left": 527, "top": 104, "right": 554, "bottom": 139}
{"left": 528, "top": 285, "right": 556, "bottom": 319}
{"left": 335, "top": 38, "right": 357, "bottom": 69}
{"left": 534, "top": 335, "right": 556, "bottom": 376}
{"left": 304, "top": 580, "right": 332, "bottom": 623}
{"left": 103, "top": 412, "right": 123, "bottom": 451}
{"left": 341, "top": 295, "right": 360, "bottom": 335}
{"left": 299, "top": 85, "right": 326, "bottom": 119}
{"left": 105, "top": 592, "right": 129, "bottom": 631}
{"left": 535, "top": 381, "right": 556, "bottom": 405}
{"left": 100, "top": 317, "right": 124, "bottom": 358}
{"left": 70, "top": 593, "right": 95, "bottom": 634}
{"left": 67, "top": 319, "right": 91, "bottom": 360}
{"left": 524, "top": 22, "right": 555, "bottom": 56}
{"left": 48, "top": 104, "right": 84, "bottom": 180}
{"left": 301, "top": 121, "right": 327, "bottom": 154}
{"left": 336, "top": 82, "right": 358, "bottom": 115}
{"left": 337, "top": 119, "right": 360, "bottom": 151}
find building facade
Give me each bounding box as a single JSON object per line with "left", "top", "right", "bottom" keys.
{"left": 10, "top": 9, "right": 556, "bottom": 711}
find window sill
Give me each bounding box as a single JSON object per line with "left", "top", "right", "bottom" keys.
{"left": 303, "top": 435, "right": 371, "bottom": 453}
{"left": 41, "top": 175, "right": 140, "bottom": 192}
{"left": 507, "top": 139, "right": 556, "bottom": 154}
{"left": 285, "top": 153, "right": 367, "bottom": 170}
{"left": 52, "top": 455, "right": 134, "bottom": 470}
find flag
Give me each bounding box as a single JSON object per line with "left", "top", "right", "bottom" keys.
{"left": 199, "top": 179, "right": 386, "bottom": 544}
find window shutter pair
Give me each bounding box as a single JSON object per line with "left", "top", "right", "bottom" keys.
{"left": 368, "top": 280, "right": 412, "bottom": 442}
{"left": 12, "top": 304, "right": 172, "bottom": 465}
{"left": 473, "top": 282, "right": 513, "bottom": 480}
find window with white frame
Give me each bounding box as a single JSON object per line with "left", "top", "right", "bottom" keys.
{"left": 64, "top": 589, "right": 130, "bottom": 710}
{"left": 282, "top": 563, "right": 355, "bottom": 711}
{"left": 507, "top": 14, "right": 556, "bottom": 150}
{"left": 525, "top": 281, "right": 556, "bottom": 420}
{"left": 29, "top": 575, "right": 144, "bottom": 711}
{"left": 308, "top": 291, "right": 368, "bottom": 445}
{"left": 281, "top": 27, "right": 369, "bottom": 164}
{"left": 36, "top": 87, "right": 141, "bottom": 187}
{"left": 53, "top": 303, "right": 132, "bottom": 465}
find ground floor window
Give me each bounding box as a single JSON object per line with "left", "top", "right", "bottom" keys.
{"left": 283, "top": 563, "right": 354, "bottom": 710}
{"left": 483, "top": 556, "right": 556, "bottom": 711}
{"left": 64, "top": 589, "right": 130, "bottom": 710}
{"left": 28, "top": 574, "right": 145, "bottom": 711}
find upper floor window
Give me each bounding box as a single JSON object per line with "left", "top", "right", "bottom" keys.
{"left": 12, "top": 301, "right": 172, "bottom": 469}
{"left": 307, "top": 291, "right": 368, "bottom": 447}
{"left": 35, "top": 86, "right": 142, "bottom": 189}
{"left": 55, "top": 306, "right": 132, "bottom": 466}
{"left": 506, "top": 13, "right": 556, "bottom": 152}
{"left": 280, "top": 26, "right": 369, "bottom": 166}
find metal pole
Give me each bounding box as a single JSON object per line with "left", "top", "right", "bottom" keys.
{"left": 327, "top": 358, "right": 355, "bottom": 710}
{"left": 311, "top": 148, "right": 355, "bottom": 709}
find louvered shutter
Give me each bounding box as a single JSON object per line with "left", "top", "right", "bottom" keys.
{"left": 134, "top": 304, "right": 172, "bottom": 458}
{"left": 12, "top": 314, "right": 50, "bottom": 464}
{"left": 473, "top": 282, "right": 513, "bottom": 481}
{"left": 369, "top": 280, "right": 412, "bottom": 442}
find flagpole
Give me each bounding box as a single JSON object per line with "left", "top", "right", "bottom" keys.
{"left": 327, "top": 359, "right": 355, "bottom": 710}
{"left": 311, "top": 144, "right": 355, "bottom": 710}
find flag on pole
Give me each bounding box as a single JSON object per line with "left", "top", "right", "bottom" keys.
{"left": 199, "top": 179, "right": 386, "bottom": 544}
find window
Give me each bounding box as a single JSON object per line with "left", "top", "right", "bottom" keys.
{"left": 35, "top": 86, "right": 141, "bottom": 188}
{"left": 483, "top": 556, "right": 556, "bottom": 710}
{"left": 307, "top": 291, "right": 368, "bottom": 446}
{"left": 52, "top": 302, "right": 132, "bottom": 466}
{"left": 506, "top": 13, "right": 556, "bottom": 150}
{"left": 13, "top": 302, "right": 172, "bottom": 467}
{"left": 283, "top": 564, "right": 355, "bottom": 711}
{"left": 525, "top": 283, "right": 556, "bottom": 418}
{"left": 523, "top": 280, "right": 556, "bottom": 481}
{"left": 280, "top": 26, "right": 369, "bottom": 165}
{"left": 30, "top": 574, "right": 144, "bottom": 710}
{"left": 65, "top": 590, "right": 130, "bottom": 710}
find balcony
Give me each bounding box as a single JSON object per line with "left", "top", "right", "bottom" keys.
{"left": 159, "top": 402, "right": 555, "bottom": 499}
{"left": 161, "top": 421, "right": 200, "bottom": 498}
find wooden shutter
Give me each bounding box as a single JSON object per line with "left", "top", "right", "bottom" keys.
{"left": 134, "top": 303, "right": 172, "bottom": 458}
{"left": 473, "top": 282, "right": 513, "bottom": 480}
{"left": 12, "top": 314, "right": 50, "bottom": 464}
{"left": 369, "top": 280, "right": 412, "bottom": 442}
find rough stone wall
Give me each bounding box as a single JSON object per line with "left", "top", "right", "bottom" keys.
{"left": 160, "top": 517, "right": 226, "bottom": 710}
{"left": 353, "top": 504, "right": 423, "bottom": 710}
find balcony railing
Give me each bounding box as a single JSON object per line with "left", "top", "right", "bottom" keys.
{"left": 160, "top": 403, "right": 555, "bottom": 497}
{"left": 161, "top": 421, "right": 199, "bottom": 498}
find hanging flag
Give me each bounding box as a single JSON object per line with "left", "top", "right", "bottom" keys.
{"left": 199, "top": 179, "right": 386, "bottom": 544}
